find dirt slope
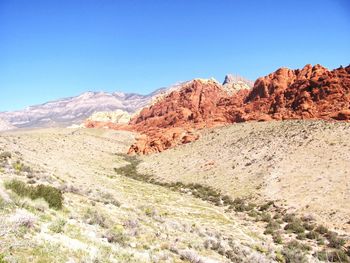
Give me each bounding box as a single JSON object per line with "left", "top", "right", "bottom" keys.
{"left": 138, "top": 120, "right": 350, "bottom": 232}
{"left": 0, "top": 128, "right": 278, "bottom": 262}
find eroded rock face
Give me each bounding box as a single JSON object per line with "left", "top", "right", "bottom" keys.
{"left": 85, "top": 65, "right": 350, "bottom": 154}
{"left": 127, "top": 79, "right": 229, "bottom": 154}
{"left": 232, "top": 64, "right": 350, "bottom": 122}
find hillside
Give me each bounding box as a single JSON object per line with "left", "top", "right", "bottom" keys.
{"left": 138, "top": 120, "right": 350, "bottom": 232}
{"left": 0, "top": 128, "right": 282, "bottom": 263}
{"left": 1, "top": 123, "right": 349, "bottom": 262}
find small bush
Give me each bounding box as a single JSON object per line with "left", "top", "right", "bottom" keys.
{"left": 84, "top": 209, "right": 108, "bottom": 227}
{"left": 317, "top": 237, "right": 325, "bottom": 245}
{"left": 49, "top": 218, "right": 66, "bottom": 233}
{"left": 285, "top": 240, "right": 311, "bottom": 251}
{"left": 13, "top": 161, "right": 24, "bottom": 172}
{"left": 103, "top": 228, "right": 129, "bottom": 245}
{"left": 317, "top": 250, "right": 350, "bottom": 262}
{"left": 284, "top": 219, "right": 305, "bottom": 234}
{"left": 296, "top": 233, "right": 306, "bottom": 240}
{"left": 248, "top": 210, "right": 259, "bottom": 218}
{"left": 326, "top": 232, "right": 346, "bottom": 249}
{"left": 0, "top": 254, "right": 8, "bottom": 263}
{"left": 221, "top": 195, "right": 234, "bottom": 205}
{"left": 273, "top": 213, "right": 282, "bottom": 220}
{"left": 303, "top": 222, "right": 316, "bottom": 231}
{"left": 259, "top": 201, "right": 274, "bottom": 211}
{"left": 273, "top": 233, "right": 283, "bottom": 244}
{"left": 283, "top": 213, "right": 297, "bottom": 223}
{"left": 306, "top": 230, "right": 319, "bottom": 240}
{"left": 315, "top": 225, "right": 329, "bottom": 235}
{"left": 5, "top": 180, "right": 63, "bottom": 209}
{"left": 264, "top": 221, "right": 280, "bottom": 235}
{"left": 261, "top": 212, "right": 272, "bottom": 223}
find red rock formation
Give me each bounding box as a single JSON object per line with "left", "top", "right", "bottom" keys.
{"left": 128, "top": 79, "right": 230, "bottom": 154}
{"left": 225, "top": 64, "right": 350, "bottom": 122}
{"left": 84, "top": 64, "right": 350, "bottom": 154}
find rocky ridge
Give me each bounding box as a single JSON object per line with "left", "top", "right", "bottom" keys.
{"left": 83, "top": 64, "right": 349, "bottom": 154}
{"left": 0, "top": 89, "right": 165, "bottom": 128}
{"left": 126, "top": 64, "right": 350, "bottom": 154}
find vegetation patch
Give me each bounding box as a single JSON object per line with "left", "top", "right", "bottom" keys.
{"left": 5, "top": 179, "right": 63, "bottom": 209}
{"left": 284, "top": 218, "right": 305, "bottom": 234}
{"left": 49, "top": 218, "right": 66, "bottom": 233}
{"left": 115, "top": 154, "right": 350, "bottom": 262}
{"left": 326, "top": 231, "right": 346, "bottom": 249}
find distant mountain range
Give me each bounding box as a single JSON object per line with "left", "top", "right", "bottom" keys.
{"left": 0, "top": 75, "right": 252, "bottom": 129}
{"left": 0, "top": 89, "right": 166, "bottom": 129}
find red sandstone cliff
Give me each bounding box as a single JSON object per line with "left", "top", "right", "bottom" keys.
{"left": 85, "top": 64, "right": 350, "bottom": 154}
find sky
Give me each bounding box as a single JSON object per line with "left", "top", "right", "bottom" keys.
{"left": 0, "top": 0, "right": 349, "bottom": 111}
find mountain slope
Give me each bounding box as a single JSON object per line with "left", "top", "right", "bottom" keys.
{"left": 0, "top": 118, "right": 16, "bottom": 131}
{"left": 0, "top": 89, "right": 165, "bottom": 128}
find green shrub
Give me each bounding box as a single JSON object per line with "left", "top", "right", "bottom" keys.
{"left": 296, "top": 233, "right": 306, "bottom": 240}
{"left": 264, "top": 220, "right": 280, "bottom": 235}
{"left": 248, "top": 210, "right": 259, "bottom": 218}
{"left": 326, "top": 232, "right": 346, "bottom": 249}
{"left": 5, "top": 180, "right": 63, "bottom": 209}
{"left": 84, "top": 208, "right": 108, "bottom": 227}
{"left": 285, "top": 240, "right": 311, "bottom": 251}
{"left": 221, "top": 195, "right": 234, "bottom": 205}
{"left": 273, "top": 233, "right": 283, "bottom": 244}
{"left": 303, "top": 222, "right": 316, "bottom": 231}
{"left": 316, "top": 251, "right": 327, "bottom": 261}
{"left": 49, "top": 218, "right": 66, "bottom": 233}
{"left": 315, "top": 225, "right": 329, "bottom": 235}
{"left": 261, "top": 212, "right": 272, "bottom": 223}
{"left": 317, "top": 237, "right": 325, "bottom": 245}
{"left": 275, "top": 251, "right": 285, "bottom": 262}
{"left": 317, "top": 249, "right": 350, "bottom": 262}
{"left": 230, "top": 198, "right": 247, "bottom": 212}
{"left": 284, "top": 219, "right": 305, "bottom": 234}
{"left": 273, "top": 213, "right": 282, "bottom": 220}
{"left": 103, "top": 227, "right": 129, "bottom": 245}
{"left": 0, "top": 254, "right": 8, "bottom": 263}
{"left": 114, "top": 155, "right": 151, "bottom": 182}
{"left": 283, "top": 213, "right": 297, "bottom": 223}
{"left": 306, "top": 230, "right": 319, "bottom": 240}
{"left": 13, "top": 160, "right": 24, "bottom": 172}
{"left": 282, "top": 248, "right": 307, "bottom": 263}
{"left": 259, "top": 201, "right": 274, "bottom": 211}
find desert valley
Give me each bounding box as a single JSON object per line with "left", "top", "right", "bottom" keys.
{"left": 0, "top": 64, "right": 350, "bottom": 263}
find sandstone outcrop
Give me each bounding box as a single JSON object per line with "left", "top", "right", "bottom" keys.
{"left": 85, "top": 65, "right": 350, "bottom": 154}
{"left": 86, "top": 109, "right": 131, "bottom": 124}
{"left": 225, "top": 64, "right": 350, "bottom": 122}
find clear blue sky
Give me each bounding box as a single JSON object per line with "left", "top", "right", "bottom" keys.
{"left": 0, "top": 0, "right": 349, "bottom": 111}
